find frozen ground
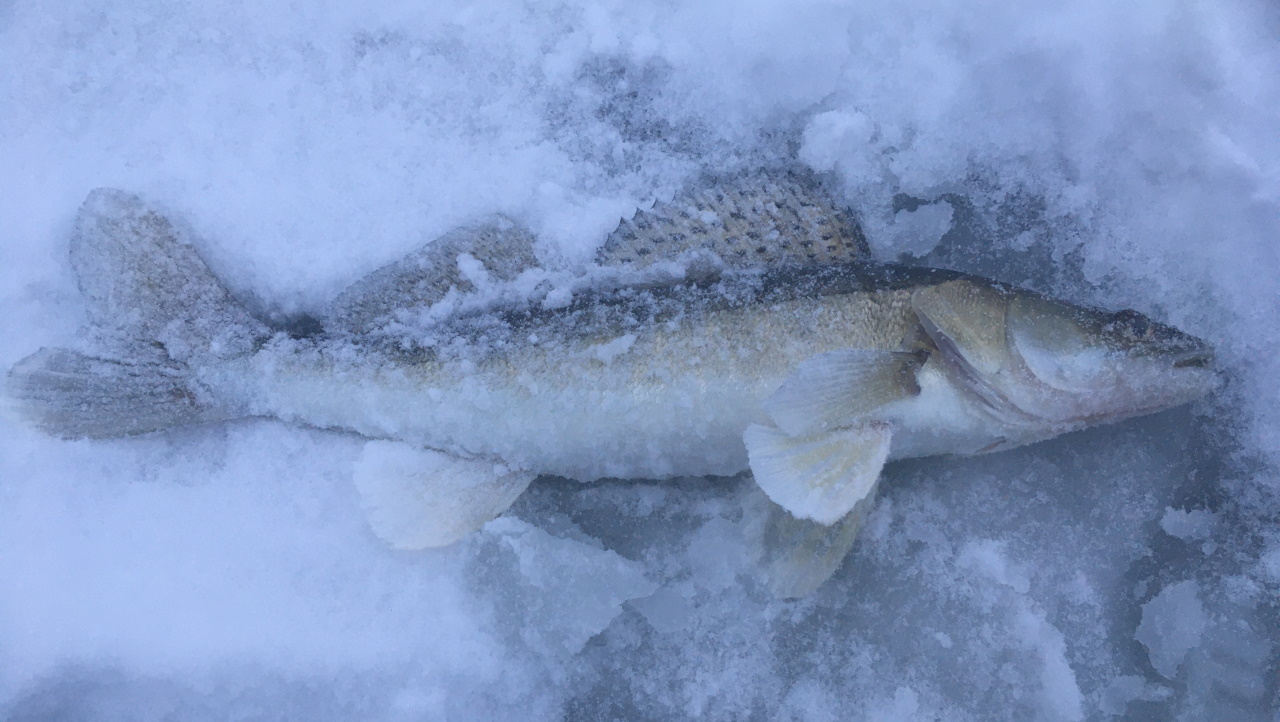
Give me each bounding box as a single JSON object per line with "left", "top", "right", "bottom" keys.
{"left": 1, "top": 1, "right": 1278, "bottom": 719}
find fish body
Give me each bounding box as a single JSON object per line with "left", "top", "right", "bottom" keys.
{"left": 219, "top": 265, "right": 988, "bottom": 481}
{"left": 6, "top": 179, "right": 1217, "bottom": 596}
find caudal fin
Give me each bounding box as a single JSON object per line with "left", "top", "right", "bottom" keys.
{"left": 6, "top": 348, "right": 230, "bottom": 438}
{"left": 7, "top": 189, "right": 271, "bottom": 438}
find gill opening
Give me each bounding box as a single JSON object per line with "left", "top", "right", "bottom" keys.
{"left": 912, "top": 313, "right": 1041, "bottom": 426}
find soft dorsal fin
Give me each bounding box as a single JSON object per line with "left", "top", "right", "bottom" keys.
{"left": 325, "top": 216, "right": 538, "bottom": 335}
{"left": 596, "top": 169, "right": 868, "bottom": 270}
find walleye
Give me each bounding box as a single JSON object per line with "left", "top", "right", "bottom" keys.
{"left": 6, "top": 174, "right": 1217, "bottom": 596}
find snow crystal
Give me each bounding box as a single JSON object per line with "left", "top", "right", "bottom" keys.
{"left": 798, "top": 110, "right": 876, "bottom": 176}
{"left": 587, "top": 333, "right": 637, "bottom": 364}
{"left": 454, "top": 253, "right": 492, "bottom": 289}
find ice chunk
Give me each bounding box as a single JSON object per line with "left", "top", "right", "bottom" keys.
{"left": 1013, "top": 608, "right": 1085, "bottom": 722}
{"left": 1159, "top": 507, "right": 1216, "bottom": 542}
{"left": 885, "top": 201, "right": 954, "bottom": 258}
{"left": 955, "top": 539, "right": 1085, "bottom": 721}
{"left": 629, "top": 587, "right": 694, "bottom": 634}
{"left": 1136, "top": 580, "right": 1209, "bottom": 679}
{"left": 481, "top": 518, "right": 655, "bottom": 658}
{"left": 1262, "top": 543, "right": 1280, "bottom": 583}
{"left": 1097, "top": 675, "right": 1171, "bottom": 716}
{"left": 867, "top": 687, "right": 920, "bottom": 722}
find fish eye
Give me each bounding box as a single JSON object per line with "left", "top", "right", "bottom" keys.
{"left": 1107, "top": 309, "right": 1152, "bottom": 340}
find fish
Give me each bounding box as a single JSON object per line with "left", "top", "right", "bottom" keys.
{"left": 5, "top": 172, "right": 1218, "bottom": 597}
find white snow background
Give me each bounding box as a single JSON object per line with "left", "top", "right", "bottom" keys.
{"left": 1, "top": 1, "right": 1278, "bottom": 719}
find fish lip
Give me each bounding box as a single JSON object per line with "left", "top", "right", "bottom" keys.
{"left": 1172, "top": 349, "right": 1214, "bottom": 369}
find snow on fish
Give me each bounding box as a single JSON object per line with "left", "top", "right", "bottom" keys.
{"left": 5, "top": 172, "right": 1218, "bottom": 596}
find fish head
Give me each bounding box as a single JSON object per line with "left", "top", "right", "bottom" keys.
{"left": 912, "top": 279, "right": 1217, "bottom": 431}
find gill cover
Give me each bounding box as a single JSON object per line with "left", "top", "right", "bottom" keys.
{"left": 909, "top": 280, "right": 1028, "bottom": 418}
{"left": 1005, "top": 294, "right": 1116, "bottom": 394}
{"left": 912, "top": 279, "right": 1116, "bottom": 424}
{"left": 912, "top": 277, "right": 1122, "bottom": 426}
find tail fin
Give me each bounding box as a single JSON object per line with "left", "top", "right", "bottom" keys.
{"left": 6, "top": 188, "right": 271, "bottom": 438}
{"left": 71, "top": 188, "right": 270, "bottom": 364}
{"left": 7, "top": 348, "right": 230, "bottom": 438}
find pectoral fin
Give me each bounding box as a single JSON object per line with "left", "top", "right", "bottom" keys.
{"left": 354, "top": 441, "right": 535, "bottom": 549}
{"left": 762, "top": 349, "right": 924, "bottom": 436}
{"left": 743, "top": 422, "right": 891, "bottom": 525}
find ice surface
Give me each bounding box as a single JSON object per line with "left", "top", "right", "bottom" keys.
{"left": 3, "top": 0, "right": 1279, "bottom": 720}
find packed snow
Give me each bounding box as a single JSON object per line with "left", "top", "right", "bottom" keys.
{"left": 1, "top": 0, "right": 1277, "bottom": 719}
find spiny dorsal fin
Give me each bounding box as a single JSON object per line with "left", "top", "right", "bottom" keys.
{"left": 325, "top": 216, "right": 538, "bottom": 335}
{"left": 596, "top": 170, "right": 868, "bottom": 270}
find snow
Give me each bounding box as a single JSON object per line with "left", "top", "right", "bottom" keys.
{"left": 587, "top": 333, "right": 637, "bottom": 364}
{"left": 2, "top": 0, "right": 1279, "bottom": 719}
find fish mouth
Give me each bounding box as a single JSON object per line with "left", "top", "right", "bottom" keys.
{"left": 1172, "top": 350, "right": 1214, "bottom": 369}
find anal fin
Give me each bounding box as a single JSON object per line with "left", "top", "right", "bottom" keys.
{"left": 743, "top": 422, "right": 890, "bottom": 525}
{"left": 354, "top": 441, "right": 535, "bottom": 549}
